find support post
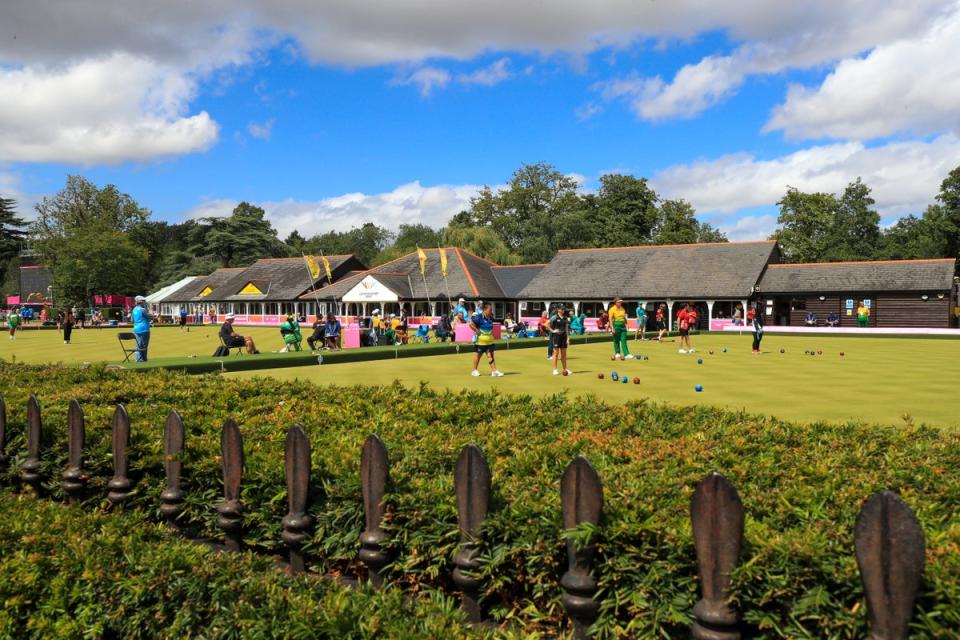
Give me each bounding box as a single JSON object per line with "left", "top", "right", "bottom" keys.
{"left": 691, "top": 472, "right": 744, "bottom": 640}
{"left": 282, "top": 424, "right": 312, "bottom": 574}
{"left": 160, "top": 411, "right": 186, "bottom": 528}
{"left": 21, "top": 395, "right": 42, "bottom": 494}
{"left": 63, "top": 400, "right": 87, "bottom": 504}
{"left": 359, "top": 434, "right": 389, "bottom": 586}
{"left": 453, "top": 444, "right": 491, "bottom": 623}
{"left": 560, "top": 456, "right": 603, "bottom": 639}
{"left": 855, "top": 491, "right": 925, "bottom": 640}
{"left": 0, "top": 396, "right": 8, "bottom": 471}
{"left": 107, "top": 405, "right": 132, "bottom": 506}
{"left": 667, "top": 300, "right": 674, "bottom": 332}
{"left": 217, "top": 418, "right": 244, "bottom": 551}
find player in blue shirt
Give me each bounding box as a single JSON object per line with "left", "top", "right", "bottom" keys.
{"left": 468, "top": 301, "right": 503, "bottom": 377}
{"left": 131, "top": 295, "right": 152, "bottom": 362}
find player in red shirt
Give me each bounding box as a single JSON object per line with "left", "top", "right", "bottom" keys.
{"left": 676, "top": 302, "right": 694, "bottom": 353}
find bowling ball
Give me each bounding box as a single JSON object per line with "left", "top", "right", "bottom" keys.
{"left": 621, "top": 376, "right": 629, "bottom": 384}
{"left": 840, "top": 352, "right": 845, "bottom": 356}
{"left": 610, "top": 354, "right": 616, "bottom": 361}
{"left": 817, "top": 350, "right": 822, "bottom": 355}
{"left": 562, "top": 369, "right": 569, "bottom": 376}
{"left": 722, "top": 348, "right": 728, "bottom": 353}
{"left": 632, "top": 377, "right": 640, "bottom": 384}
{"left": 695, "top": 385, "right": 703, "bottom": 392}
{"left": 697, "top": 358, "right": 703, "bottom": 364}
{"left": 597, "top": 372, "right": 604, "bottom": 379}
{"left": 611, "top": 372, "right": 619, "bottom": 381}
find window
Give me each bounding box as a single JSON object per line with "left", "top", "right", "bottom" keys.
{"left": 524, "top": 302, "right": 544, "bottom": 317}
{"left": 790, "top": 299, "right": 806, "bottom": 311}
{"left": 493, "top": 302, "right": 505, "bottom": 319}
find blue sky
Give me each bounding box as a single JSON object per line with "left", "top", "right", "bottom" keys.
{"left": 3, "top": 1, "right": 959, "bottom": 241}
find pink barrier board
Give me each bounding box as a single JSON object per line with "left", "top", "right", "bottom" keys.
{"left": 342, "top": 326, "right": 361, "bottom": 348}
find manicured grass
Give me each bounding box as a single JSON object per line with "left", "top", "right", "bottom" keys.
{"left": 230, "top": 333, "right": 960, "bottom": 428}
{"left": 0, "top": 324, "right": 290, "bottom": 364}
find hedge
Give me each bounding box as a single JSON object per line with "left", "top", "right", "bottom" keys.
{"left": 0, "top": 363, "right": 958, "bottom": 638}
{"left": 0, "top": 493, "right": 488, "bottom": 639}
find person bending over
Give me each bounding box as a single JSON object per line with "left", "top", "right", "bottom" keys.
{"left": 220, "top": 314, "right": 259, "bottom": 354}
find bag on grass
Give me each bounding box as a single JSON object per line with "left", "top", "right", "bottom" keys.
{"left": 212, "top": 346, "right": 230, "bottom": 357}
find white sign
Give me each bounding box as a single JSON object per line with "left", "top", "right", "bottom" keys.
{"left": 342, "top": 276, "right": 400, "bottom": 303}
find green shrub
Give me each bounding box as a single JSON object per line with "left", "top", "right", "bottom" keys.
{"left": 0, "top": 494, "right": 487, "bottom": 639}
{"left": 0, "top": 363, "right": 958, "bottom": 638}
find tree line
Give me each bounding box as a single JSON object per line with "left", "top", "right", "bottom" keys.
{"left": 0, "top": 163, "right": 957, "bottom": 308}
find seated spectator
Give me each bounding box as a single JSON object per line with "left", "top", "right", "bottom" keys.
{"left": 504, "top": 313, "right": 518, "bottom": 334}
{"left": 515, "top": 321, "right": 530, "bottom": 338}
{"left": 394, "top": 312, "right": 408, "bottom": 344}
{"left": 826, "top": 311, "right": 840, "bottom": 327}
{"left": 435, "top": 314, "right": 452, "bottom": 342}
{"left": 570, "top": 312, "right": 585, "bottom": 336}
{"left": 537, "top": 311, "right": 550, "bottom": 337}
{"left": 324, "top": 313, "right": 342, "bottom": 350}
{"left": 279, "top": 313, "right": 302, "bottom": 352}
{"left": 415, "top": 323, "right": 431, "bottom": 343}
{"left": 733, "top": 304, "right": 744, "bottom": 326}
{"left": 307, "top": 318, "right": 325, "bottom": 351}
{"left": 220, "top": 314, "right": 259, "bottom": 354}
{"left": 383, "top": 321, "right": 397, "bottom": 345}
{"left": 804, "top": 311, "right": 817, "bottom": 327}
{"left": 597, "top": 309, "right": 610, "bottom": 332}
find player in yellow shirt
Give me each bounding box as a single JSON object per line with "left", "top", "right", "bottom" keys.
{"left": 608, "top": 297, "right": 633, "bottom": 360}
{"left": 856, "top": 302, "right": 870, "bottom": 328}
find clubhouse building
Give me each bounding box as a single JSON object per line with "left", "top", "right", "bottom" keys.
{"left": 155, "top": 242, "right": 960, "bottom": 330}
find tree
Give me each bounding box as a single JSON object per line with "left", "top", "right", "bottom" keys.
{"left": 822, "top": 178, "right": 881, "bottom": 261}
{"left": 879, "top": 210, "right": 946, "bottom": 260}
{"left": 201, "top": 202, "right": 291, "bottom": 267}
{"left": 774, "top": 188, "right": 838, "bottom": 262}
{"left": 653, "top": 199, "right": 727, "bottom": 245}
{"left": 0, "top": 196, "right": 27, "bottom": 288}
{"left": 933, "top": 165, "right": 960, "bottom": 260}
{"left": 285, "top": 230, "right": 306, "bottom": 252}
{"left": 32, "top": 176, "right": 153, "bottom": 306}
{"left": 593, "top": 174, "right": 660, "bottom": 246}
{"left": 442, "top": 226, "right": 522, "bottom": 264}
{"left": 302, "top": 222, "right": 393, "bottom": 266}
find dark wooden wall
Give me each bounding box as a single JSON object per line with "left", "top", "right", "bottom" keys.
{"left": 772, "top": 291, "right": 952, "bottom": 328}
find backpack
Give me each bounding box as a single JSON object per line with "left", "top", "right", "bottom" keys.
{"left": 212, "top": 345, "right": 230, "bottom": 357}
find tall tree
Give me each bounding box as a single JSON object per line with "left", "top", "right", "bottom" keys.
{"left": 824, "top": 178, "right": 881, "bottom": 261}
{"left": 933, "top": 165, "right": 960, "bottom": 260}
{"left": 442, "top": 226, "right": 522, "bottom": 264}
{"left": 594, "top": 174, "right": 660, "bottom": 246}
{"left": 284, "top": 230, "right": 306, "bottom": 253}
{"left": 0, "top": 196, "right": 27, "bottom": 289}
{"left": 201, "top": 202, "right": 291, "bottom": 267}
{"left": 653, "top": 199, "right": 727, "bottom": 245}
{"left": 302, "top": 222, "right": 393, "bottom": 266}
{"left": 32, "top": 176, "right": 153, "bottom": 305}
{"left": 774, "top": 188, "right": 838, "bottom": 262}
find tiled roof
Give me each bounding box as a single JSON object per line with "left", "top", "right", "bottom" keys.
{"left": 160, "top": 267, "right": 244, "bottom": 303}
{"left": 518, "top": 241, "right": 778, "bottom": 300}
{"left": 302, "top": 248, "right": 511, "bottom": 301}
{"left": 759, "top": 259, "right": 956, "bottom": 293}
{"left": 491, "top": 265, "right": 545, "bottom": 298}
{"left": 203, "top": 255, "right": 363, "bottom": 301}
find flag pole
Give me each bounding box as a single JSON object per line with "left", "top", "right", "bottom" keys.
{"left": 438, "top": 243, "right": 453, "bottom": 318}
{"left": 416, "top": 247, "right": 433, "bottom": 319}
{"left": 301, "top": 253, "right": 324, "bottom": 321}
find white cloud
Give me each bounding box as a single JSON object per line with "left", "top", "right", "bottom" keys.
{"left": 182, "top": 181, "right": 482, "bottom": 239}
{"left": 0, "top": 54, "right": 219, "bottom": 164}
{"left": 575, "top": 102, "right": 603, "bottom": 121}
{"left": 652, "top": 135, "right": 960, "bottom": 221}
{"left": 596, "top": 0, "right": 951, "bottom": 121}
{"left": 392, "top": 67, "right": 451, "bottom": 96}
{"left": 246, "top": 118, "right": 276, "bottom": 141}
{"left": 765, "top": 9, "right": 960, "bottom": 140}
{"left": 717, "top": 214, "right": 777, "bottom": 241}
{"left": 456, "top": 57, "right": 512, "bottom": 86}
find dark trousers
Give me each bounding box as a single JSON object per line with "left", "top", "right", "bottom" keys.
{"left": 752, "top": 330, "right": 763, "bottom": 351}
{"left": 307, "top": 331, "right": 324, "bottom": 349}
{"left": 63, "top": 324, "right": 74, "bottom": 342}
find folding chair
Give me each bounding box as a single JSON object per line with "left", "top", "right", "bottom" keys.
{"left": 221, "top": 334, "right": 245, "bottom": 356}
{"left": 118, "top": 332, "right": 139, "bottom": 363}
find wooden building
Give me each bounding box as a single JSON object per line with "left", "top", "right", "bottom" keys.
{"left": 757, "top": 259, "right": 958, "bottom": 328}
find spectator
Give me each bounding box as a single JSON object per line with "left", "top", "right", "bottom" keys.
{"left": 131, "top": 295, "right": 151, "bottom": 360}
{"left": 324, "top": 313, "right": 342, "bottom": 350}
{"left": 93, "top": 309, "right": 103, "bottom": 328}
{"left": 383, "top": 318, "right": 397, "bottom": 346}
{"left": 804, "top": 311, "right": 817, "bottom": 327}
{"left": 76, "top": 306, "right": 86, "bottom": 329}
{"left": 279, "top": 313, "right": 302, "bottom": 352}
{"left": 394, "top": 312, "right": 408, "bottom": 345}
{"left": 504, "top": 312, "right": 518, "bottom": 334}
{"left": 435, "top": 314, "right": 452, "bottom": 342}
{"left": 826, "top": 311, "right": 839, "bottom": 328}
{"left": 220, "top": 314, "right": 259, "bottom": 354}
{"left": 570, "top": 312, "right": 585, "bottom": 336}
{"left": 634, "top": 304, "right": 647, "bottom": 341}
{"left": 453, "top": 298, "right": 469, "bottom": 324}
{"left": 746, "top": 305, "right": 756, "bottom": 326}
{"left": 62, "top": 309, "right": 75, "bottom": 345}
{"left": 415, "top": 323, "right": 431, "bottom": 343}
{"left": 307, "top": 317, "right": 325, "bottom": 351}
{"left": 596, "top": 309, "right": 610, "bottom": 332}
{"left": 733, "top": 303, "right": 744, "bottom": 326}
{"left": 179, "top": 306, "right": 188, "bottom": 331}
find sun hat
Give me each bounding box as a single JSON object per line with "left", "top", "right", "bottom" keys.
{"left": 134, "top": 295, "right": 146, "bottom": 302}
{"left": 225, "top": 313, "right": 235, "bottom": 320}
{"left": 372, "top": 309, "right": 381, "bottom": 315}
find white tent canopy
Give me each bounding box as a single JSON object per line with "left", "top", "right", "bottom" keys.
{"left": 145, "top": 276, "right": 200, "bottom": 305}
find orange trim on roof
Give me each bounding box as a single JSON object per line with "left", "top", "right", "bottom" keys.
{"left": 491, "top": 263, "right": 548, "bottom": 268}
{"left": 557, "top": 240, "right": 775, "bottom": 253}
{"left": 771, "top": 258, "right": 955, "bottom": 268}
{"left": 454, "top": 248, "right": 480, "bottom": 296}
{"left": 255, "top": 254, "right": 353, "bottom": 262}
{"left": 456, "top": 247, "right": 499, "bottom": 266}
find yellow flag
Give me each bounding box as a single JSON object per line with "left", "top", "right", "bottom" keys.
{"left": 305, "top": 255, "right": 321, "bottom": 280}
{"left": 321, "top": 255, "right": 333, "bottom": 280}
{"left": 439, "top": 246, "right": 448, "bottom": 277}
{"left": 417, "top": 246, "right": 427, "bottom": 275}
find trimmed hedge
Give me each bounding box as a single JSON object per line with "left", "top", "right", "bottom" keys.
{"left": 0, "top": 364, "right": 958, "bottom": 638}
{"left": 0, "top": 494, "right": 488, "bottom": 639}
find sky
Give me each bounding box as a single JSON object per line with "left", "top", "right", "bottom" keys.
{"left": 2, "top": 1, "right": 960, "bottom": 242}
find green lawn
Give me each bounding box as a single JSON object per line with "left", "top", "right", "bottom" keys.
{"left": 0, "top": 324, "right": 290, "bottom": 364}
{"left": 230, "top": 333, "right": 960, "bottom": 428}
{"left": 3, "top": 325, "right": 957, "bottom": 428}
